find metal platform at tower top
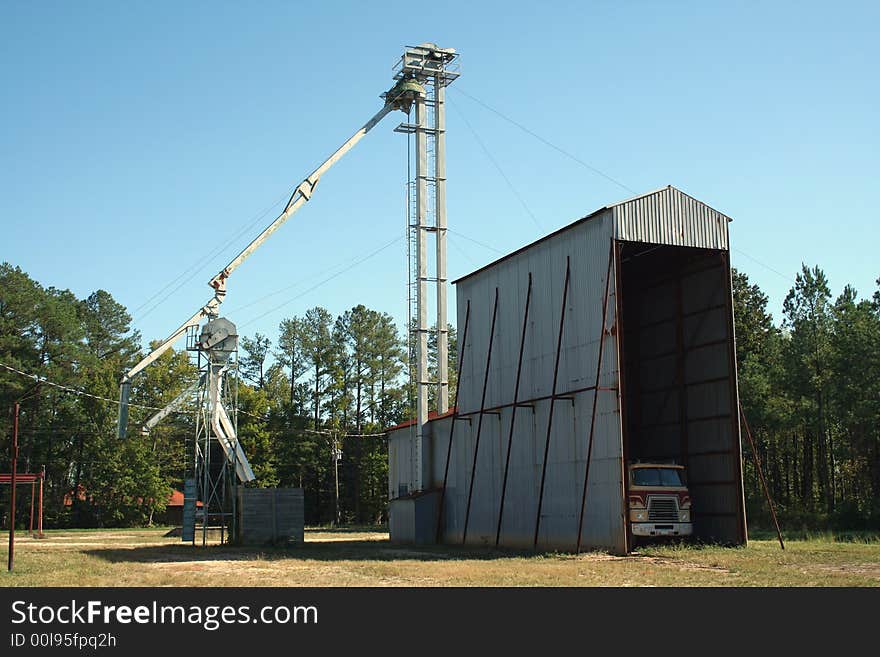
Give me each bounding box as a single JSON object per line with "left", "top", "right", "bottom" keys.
{"left": 394, "top": 43, "right": 460, "bottom": 85}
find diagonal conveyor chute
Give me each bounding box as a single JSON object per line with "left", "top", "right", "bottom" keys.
{"left": 209, "top": 367, "right": 256, "bottom": 483}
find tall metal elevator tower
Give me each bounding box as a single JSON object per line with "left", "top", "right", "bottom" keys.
{"left": 394, "top": 44, "right": 459, "bottom": 491}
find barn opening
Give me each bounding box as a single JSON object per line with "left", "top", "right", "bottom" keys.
{"left": 617, "top": 241, "right": 747, "bottom": 545}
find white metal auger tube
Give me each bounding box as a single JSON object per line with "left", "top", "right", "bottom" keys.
{"left": 206, "top": 77, "right": 426, "bottom": 295}
{"left": 115, "top": 77, "right": 424, "bottom": 440}
{"left": 117, "top": 299, "right": 219, "bottom": 439}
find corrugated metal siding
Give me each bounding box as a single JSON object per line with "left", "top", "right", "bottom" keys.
{"left": 390, "top": 186, "right": 745, "bottom": 551}
{"left": 613, "top": 186, "right": 730, "bottom": 250}
{"left": 449, "top": 211, "right": 626, "bottom": 553}
{"left": 388, "top": 427, "right": 414, "bottom": 499}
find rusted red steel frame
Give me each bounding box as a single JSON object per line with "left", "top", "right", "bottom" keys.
{"left": 435, "top": 300, "right": 471, "bottom": 543}
{"left": 495, "top": 272, "right": 533, "bottom": 546}
{"left": 533, "top": 257, "right": 571, "bottom": 549}
{"left": 29, "top": 480, "right": 35, "bottom": 534}
{"left": 739, "top": 401, "right": 785, "bottom": 550}
{"left": 462, "top": 287, "right": 500, "bottom": 545}
{"left": 576, "top": 242, "right": 614, "bottom": 553}
{"left": 8, "top": 402, "right": 19, "bottom": 571}
{"left": 0, "top": 473, "right": 43, "bottom": 484}
{"left": 455, "top": 383, "right": 606, "bottom": 418}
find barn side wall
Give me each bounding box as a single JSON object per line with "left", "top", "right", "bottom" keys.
{"left": 446, "top": 211, "right": 626, "bottom": 553}
{"left": 389, "top": 187, "right": 747, "bottom": 553}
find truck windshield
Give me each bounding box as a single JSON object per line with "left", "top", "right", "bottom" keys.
{"left": 632, "top": 468, "right": 684, "bottom": 487}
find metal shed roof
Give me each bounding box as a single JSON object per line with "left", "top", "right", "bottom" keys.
{"left": 453, "top": 185, "right": 732, "bottom": 285}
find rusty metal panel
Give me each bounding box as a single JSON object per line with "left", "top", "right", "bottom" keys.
{"left": 613, "top": 186, "right": 730, "bottom": 250}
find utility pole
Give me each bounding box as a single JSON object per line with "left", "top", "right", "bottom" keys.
{"left": 38, "top": 465, "right": 44, "bottom": 539}
{"left": 8, "top": 402, "right": 19, "bottom": 572}
{"left": 332, "top": 432, "right": 341, "bottom": 527}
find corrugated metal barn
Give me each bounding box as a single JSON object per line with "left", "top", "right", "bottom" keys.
{"left": 388, "top": 186, "right": 748, "bottom": 554}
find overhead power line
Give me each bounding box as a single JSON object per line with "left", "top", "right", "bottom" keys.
{"left": 446, "top": 228, "right": 506, "bottom": 256}
{"left": 448, "top": 98, "right": 543, "bottom": 232}
{"left": 452, "top": 87, "right": 637, "bottom": 195}
{"left": 0, "top": 362, "right": 171, "bottom": 413}
{"left": 0, "top": 361, "right": 320, "bottom": 427}
{"left": 303, "top": 428, "right": 387, "bottom": 438}
{"left": 452, "top": 88, "right": 802, "bottom": 290}
{"left": 447, "top": 234, "right": 478, "bottom": 268}
{"left": 226, "top": 234, "right": 405, "bottom": 316}
{"left": 731, "top": 248, "right": 798, "bottom": 285}
{"left": 132, "top": 194, "right": 289, "bottom": 324}
{"left": 238, "top": 234, "right": 404, "bottom": 329}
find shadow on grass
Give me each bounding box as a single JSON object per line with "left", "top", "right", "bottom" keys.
{"left": 83, "top": 538, "right": 540, "bottom": 565}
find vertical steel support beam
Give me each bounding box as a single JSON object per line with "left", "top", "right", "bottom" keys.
{"left": 414, "top": 93, "right": 429, "bottom": 491}
{"left": 436, "top": 300, "right": 470, "bottom": 542}
{"left": 462, "top": 288, "right": 499, "bottom": 545}
{"left": 577, "top": 244, "right": 614, "bottom": 553}
{"left": 435, "top": 82, "right": 449, "bottom": 414}
{"left": 614, "top": 241, "right": 632, "bottom": 553}
{"left": 496, "top": 272, "right": 532, "bottom": 546}
{"left": 534, "top": 258, "right": 571, "bottom": 549}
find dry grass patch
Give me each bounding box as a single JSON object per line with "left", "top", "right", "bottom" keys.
{"left": 1, "top": 528, "right": 877, "bottom": 587}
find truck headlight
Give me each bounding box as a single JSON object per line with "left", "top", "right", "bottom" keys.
{"left": 679, "top": 510, "right": 690, "bottom": 522}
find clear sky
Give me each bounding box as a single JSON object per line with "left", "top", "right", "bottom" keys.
{"left": 2, "top": 1, "right": 877, "bottom": 357}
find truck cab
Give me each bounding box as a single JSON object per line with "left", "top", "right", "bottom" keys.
{"left": 627, "top": 462, "right": 692, "bottom": 539}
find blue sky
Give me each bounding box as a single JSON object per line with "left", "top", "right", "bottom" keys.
{"left": 2, "top": 1, "right": 877, "bottom": 356}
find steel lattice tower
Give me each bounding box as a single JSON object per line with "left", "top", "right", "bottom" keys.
{"left": 395, "top": 44, "right": 459, "bottom": 491}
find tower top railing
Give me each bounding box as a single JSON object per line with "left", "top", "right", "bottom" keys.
{"left": 394, "top": 43, "right": 460, "bottom": 86}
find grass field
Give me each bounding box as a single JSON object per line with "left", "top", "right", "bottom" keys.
{"left": 1, "top": 527, "right": 878, "bottom": 587}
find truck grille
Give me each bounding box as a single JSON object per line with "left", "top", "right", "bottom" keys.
{"left": 647, "top": 497, "right": 678, "bottom": 522}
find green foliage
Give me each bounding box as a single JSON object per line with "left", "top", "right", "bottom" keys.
{"left": 239, "top": 333, "right": 271, "bottom": 389}
{"left": 3, "top": 258, "right": 877, "bottom": 532}
{"left": 0, "top": 262, "right": 177, "bottom": 528}
{"left": 236, "top": 304, "right": 409, "bottom": 524}
{"left": 736, "top": 266, "right": 880, "bottom": 530}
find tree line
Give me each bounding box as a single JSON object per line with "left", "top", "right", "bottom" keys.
{"left": 0, "top": 262, "right": 456, "bottom": 526}
{"left": 734, "top": 266, "right": 880, "bottom": 531}
{"left": 1, "top": 260, "right": 878, "bottom": 531}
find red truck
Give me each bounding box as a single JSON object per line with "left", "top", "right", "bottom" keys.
{"left": 628, "top": 462, "right": 693, "bottom": 538}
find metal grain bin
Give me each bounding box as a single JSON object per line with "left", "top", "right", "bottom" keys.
{"left": 388, "top": 186, "right": 747, "bottom": 554}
